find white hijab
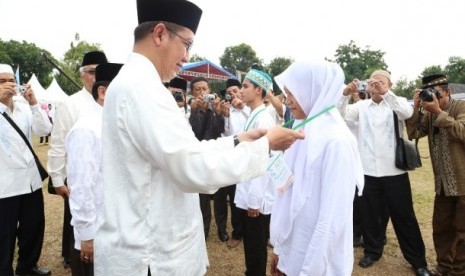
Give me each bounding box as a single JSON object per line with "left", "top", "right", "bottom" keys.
{"left": 272, "top": 59, "right": 364, "bottom": 242}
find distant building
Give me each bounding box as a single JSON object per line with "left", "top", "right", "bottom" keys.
{"left": 450, "top": 83, "right": 465, "bottom": 100}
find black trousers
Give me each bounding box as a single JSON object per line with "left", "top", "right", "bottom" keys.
{"left": 354, "top": 187, "right": 390, "bottom": 240}
{"left": 70, "top": 249, "right": 93, "bottom": 276}
{"left": 238, "top": 208, "right": 270, "bottom": 276}
{"left": 0, "top": 189, "right": 45, "bottom": 276}
{"left": 62, "top": 197, "right": 74, "bottom": 260}
{"left": 360, "top": 173, "right": 427, "bottom": 269}
{"left": 214, "top": 184, "right": 243, "bottom": 240}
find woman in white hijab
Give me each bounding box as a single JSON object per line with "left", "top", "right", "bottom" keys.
{"left": 270, "top": 59, "right": 364, "bottom": 276}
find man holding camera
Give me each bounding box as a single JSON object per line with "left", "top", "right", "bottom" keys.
{"left": 339, "top": 70, "right": 430, "bottom": 276}
{"left": 168, "top": 77, "right": 189, "bottom": 120}
{"left": 406, "top": 74, "right": 465, "bottom": 276}
{"left": 0, "top": 64, "right": 52, "bottom": 276}
{"left": 189, "top": 76, "right": 229, "bottom": 241}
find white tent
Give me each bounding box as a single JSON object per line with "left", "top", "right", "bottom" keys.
{"left": 44, "top": 78, "right": 69, "bottom": 103}
{"left": 27, "top": 74, "right": 47, "bottom": 101}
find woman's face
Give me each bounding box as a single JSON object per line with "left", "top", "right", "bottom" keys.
{"left": 285, "top": 88, "right": 306, "bottom": 119}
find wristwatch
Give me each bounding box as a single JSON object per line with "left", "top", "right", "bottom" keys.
{"left": 233, "top": 135, "right": 240, "bottom": 147}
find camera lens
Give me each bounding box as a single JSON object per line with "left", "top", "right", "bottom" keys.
{"left": 419, "top": 88, "right": 435, "bottom": 102}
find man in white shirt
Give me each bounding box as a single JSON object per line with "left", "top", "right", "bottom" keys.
{"left": 234, "top": 68, "right": 277, "bottom": 276}
{"left": 47, "top": 50, "right": 108, "bottom": 268}
{"left": 219, "top": 78, "right": 250, "bottom": 248}
{"left": 66, "top": 63, "right": 122, "bottom": 276}
{"left": 94, "top": 1, "right": 304, "bottom": 275}
{"left": 338, "top": 70, "right": 430, "bottom": 276}
{"left": 0, "top": 64, "right": 52, "bottom": 276}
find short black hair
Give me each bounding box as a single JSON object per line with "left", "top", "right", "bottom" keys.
{"left": 92, "top": 81, "right": 110, "bottom": 101}
{"left": 190, "top": 77, "right": 209, "bottom": 90}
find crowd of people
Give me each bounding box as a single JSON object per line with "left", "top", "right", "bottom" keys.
{"left": 1, "top": 0, "right": 464, "bottom": 276}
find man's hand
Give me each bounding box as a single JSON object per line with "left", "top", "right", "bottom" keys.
{"left": 220, "top": 101, "right": 230, "bottom": 117}
{"left": 237, "top": 128, "right": 268, "bottom": 142}
{"left": 80, "top": 240, "right": 94, "bottom": 263}
{"left": 213, "top": 98, "right": 222, "bottom": 115}
{"left": 412, "top": 89, "right": 421, "bottom": 109}
{"left": 270, "top": 253, "right": 284, "bottom": 276}
{"left": 22, "top": 84, "right": 38, "bottom": 106}
{"left": 343, "top": 79, "right": 359, "bottom": 96}
{"left": 265, "top": 126, "right": 305, "bottom": 151}
{"left": 0, "top": 81, "right": 16, "bottom": 102}
{"left": 231, "top": 98, "right": 244, "bottom": 110}
{"left": 247, "top": 208, "right": 260, "bottom": 218}
{"left": 367, "top": 78, "right": 387, "bottom": 95}
{"left": 420, "top": 93, "right": 442, "bottom": 115}
{"left": 54, "top": 185, "right": 70, "bottom": 199}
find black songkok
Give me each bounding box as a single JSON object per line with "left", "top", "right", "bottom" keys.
{"left": 422, "top": 74, "right": 448, "bottom": 89}
{"left": 226, "top": 78, "right": 241, "bottom": 89}
{"left": 95, "top": 63, "right": 123, "bottom": 82}
{"left": 169, "top": 77, "right": 187, "bottom": 91}
{"left": 81, "top": 51, "right": 108, "bottom": 67}
{"left": 136, "top": 0, "right": 203, "bottom": 34}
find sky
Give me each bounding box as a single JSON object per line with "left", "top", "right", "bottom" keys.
{"left": 1, "top": 0, "right": 464, "bottom": 83}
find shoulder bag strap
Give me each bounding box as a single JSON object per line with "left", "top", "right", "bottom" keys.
{"left": 1, "top": 112, "right": 48, "bottom": 178}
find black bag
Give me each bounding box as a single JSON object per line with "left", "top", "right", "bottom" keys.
{"left": 1, "top": 112, "right": 49, "bottom": 181}
{"left": 393, "top": 112, "right": 422, "bottom": 171}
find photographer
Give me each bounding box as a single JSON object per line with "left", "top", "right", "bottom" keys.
{"left": 188, "top": 77, "right": 227, "bottom": 241}
{"left": 168, "top": 77, "right": 189, "bottom": 120}
{"left": 406, "top": 74, "right": 465, "bottom": 276}
{"left": 338, "top": 70, "right": 430, "bottom": 276}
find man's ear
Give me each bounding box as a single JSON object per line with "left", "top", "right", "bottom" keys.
{"left": 98, "top": 86, "right": 106, "bottom": 101}
{"left": 152, "top": 23, "right": 167, "bottom": 46}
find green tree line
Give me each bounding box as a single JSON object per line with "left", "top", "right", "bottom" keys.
{"left": 1, "top": 37, "right": 464, "bottom": 99}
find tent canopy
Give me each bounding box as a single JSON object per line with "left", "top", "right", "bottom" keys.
{"left": 179, "top": 60, "right": 235, "bottom": 82}
{"left": 44, "top": 78, "right": 69, "bottom": 103}
{"left": 27, "top": 74, "right": 47, "bottom": 100}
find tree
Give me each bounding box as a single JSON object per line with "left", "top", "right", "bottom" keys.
{"left": 265, "top": 57, "right": 293, "bottom": 93}
{"left": 219, "top": 43, "right": 261, "bottom": 74}
{"left": 444, "top": 56, "right": 465, "bottom": 84}
{"left": 55, "top": 33, "right": 103, "bottom": 94}
{"left": 189, "top": 53, "right": 205, "bottom": 62}
{"left": 327, "top": 40, "right": 388, "bottom": 84}
{"left": 420, "top": 65, "right": 443, "bottom": 79}
{"left": 0, "top": 39, "right": 55, "bottom": 87}
{"left": 392, "top": 77, "right": 419, "bottom": 99}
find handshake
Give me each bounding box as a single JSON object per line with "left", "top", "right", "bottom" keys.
{"left": 237, "top": 126, "right": 305, "bottom": 151}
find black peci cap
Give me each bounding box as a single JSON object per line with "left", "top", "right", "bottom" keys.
{"left": 169, "top": 77, "right": 187, "bottom": 91}
{"left": 226, "top": 78, "right": 241, "bottom": 89}
{"left": 422, "top": 74, "right": 448, "bottom": 89}
{"left": 136, "top": 0, "right": 203, "bottom": 34}
{"left": 95, "top": 63, "right": 123, "bottom": 83}
{"left": 82, "top": 51, "right": 108, "bottom": 67}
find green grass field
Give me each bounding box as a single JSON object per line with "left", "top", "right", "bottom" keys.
{"left": 32, "top": 135, "right": 437, "bottom": 276}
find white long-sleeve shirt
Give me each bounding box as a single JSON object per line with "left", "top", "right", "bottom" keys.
{"left": 94, "top": 53, "right": 271, "bottom": 276}
{"left": 0, "top": 101, "right": 52, "bottom": 198}
{"left": 48, "top": 87, "right": 96, "bottom": 187}
{"left": 234, "top": 104, "right": 277, "bottom": 214}
{"left": 66, "top": 102, "right": 103, "bottom": 250}
{"left": 337, "top": 90, "right": 413, "bottom": 177}
{"left": 223, "top": 106, "right": 250, "bottom": 137}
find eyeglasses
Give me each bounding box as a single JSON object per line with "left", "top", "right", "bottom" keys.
{"left": 166, "top": 27, "right": 193, "bottom": 52}
{"left": 83, "top": 70, "right": 96, "bottom": 75}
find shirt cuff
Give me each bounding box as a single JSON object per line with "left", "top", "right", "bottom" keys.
{"left": 30, "top": 104, "right": 39, "bottom": 111}
{"left": 77, "top": 224, "right": 95, "bottom": 241}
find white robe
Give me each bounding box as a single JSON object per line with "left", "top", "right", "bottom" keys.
{"left": 66, "top": 102, "right": 103, "bottom": 250}
{"left": 95, "top": 53, "right": 270, "bottom": 276}
{"left": 271, "top": 59, "right": 364, "bottom": 276}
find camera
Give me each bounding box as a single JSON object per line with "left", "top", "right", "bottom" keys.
{"left": 419, "top": 87, "right": 441, "bottom": 102}
{"left": 15, "top": 85, "right": 27, "bottom": 94}
{"left": 173, "top": 91, "right": 184, "bottom": 102}
{"left": 203, "top": 94, "right": 215, "bottom": 102}
{"left": 224, "top": 93, "right": 232, "bottom": 103}
{"left": 357, "top": 81, "right": 369, "bottom": 92}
